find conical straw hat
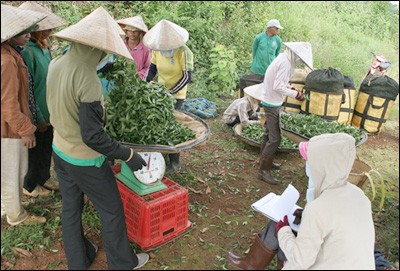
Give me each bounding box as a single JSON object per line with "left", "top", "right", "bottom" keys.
{"left": 244, "top": 83, "right": 264, "bottom": 101}
{"left": 117, "top": 16, "right": 148, "bottom": 32}
{"left": 283, "top": 42, "right": 313, "bottom": 70}
{"left": 19, "top": 1, "right": 64, "bottom": 31}
{"left": 52, "top": 7, "right": 133, "bottom": 60}
{"left": 143, "top": 19, "right": 189, "bottom": 51}
{"left": 1, "top": 4, "right": 47, "bottom": 43}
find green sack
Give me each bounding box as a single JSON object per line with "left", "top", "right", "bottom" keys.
{"left": 343, "top": 75, "right": 356, "bottom": 90}
{"left": 305, "top": 67, "right": 344, "bottom": 94}
{"left": 360, "top": 74, "right": 399, "bottom": 100}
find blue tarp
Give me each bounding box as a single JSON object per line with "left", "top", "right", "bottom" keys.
{"left": 183, "top": 97, "right": 218, "bottom": 119}
{"left": 97, "top": 55, "right": 115, "bottom": 96}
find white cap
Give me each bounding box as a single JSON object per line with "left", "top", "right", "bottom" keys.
{"left": 266, "top": 19, "right": 283, "bottom": 29}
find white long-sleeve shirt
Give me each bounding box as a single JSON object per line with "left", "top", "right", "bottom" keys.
{"left": 261, "top": 50, "right": 298, "bottom": 106}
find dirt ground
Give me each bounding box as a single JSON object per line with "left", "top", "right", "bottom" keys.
{"left": 3, "top": 104, "right": 399, "bottom": 270}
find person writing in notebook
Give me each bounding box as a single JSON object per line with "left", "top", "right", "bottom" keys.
{"left": 227, "top": 133, "right": 375, "bottom": 270}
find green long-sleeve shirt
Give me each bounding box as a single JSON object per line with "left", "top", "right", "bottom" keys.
{"left": 21, "top": 40, "right": 52, "bottom": 123}
{"left": 250, "top": 32, "right": 282, "bottom": 76}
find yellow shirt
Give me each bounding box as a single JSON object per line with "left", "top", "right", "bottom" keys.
{"left": 151, "top": 45, "right": 194, "bottom": 99}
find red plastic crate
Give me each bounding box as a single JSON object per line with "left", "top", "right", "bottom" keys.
{"left": 111, "top": 164, "right": 191, "bottom": 250}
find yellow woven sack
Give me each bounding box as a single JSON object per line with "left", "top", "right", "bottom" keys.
{"left": 283, "top": 69, "right": 309, "bottom": 113}
{"left": 300, "top": 91, "right": 343, "bottom": 121}
{"left": 283, "top": 83, "right": 306, "bottom": 113}
{"left": 337, "top": 87, "right": 357, "bottom": 125}
{"left": 351, "top": 92, "right": 394, "bottom": 134}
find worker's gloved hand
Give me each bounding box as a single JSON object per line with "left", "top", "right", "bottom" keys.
{"left": 292, "top": 208, "right": 304, "bottom": 225}
{"left": 276, "top": 215, "right": 289, "bottom": 232}
{"left": 126, "top": 151, "right": 147, "bottom": 172}
{"left": 295, "top": 91, "right": 305, "bottom": 101}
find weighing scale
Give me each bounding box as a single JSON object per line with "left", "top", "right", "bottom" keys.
{"left": 116, "top": 152, "right": 167, "bottom": 196}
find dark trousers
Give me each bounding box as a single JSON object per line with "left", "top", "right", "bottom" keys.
{"left": 261, "top": 106, "right": 281, "bottom": 156}
{"left": 169, "top": 99, "right": 185, "bottom": 164}
{"left": 239, "top": 73, "right": 264, "bottom": 96}
{"left": 53, "top": 152, "right": 137, "bottom": 270}
{"left": 24, "top": 127, "right": 53, "bottom": 192}
{"left": 227, "top": 110, "right": 255, "bottom": 127}
{"left": 175, "top": 99, "right": 184, "bottom": 110}
{"left": 259, "top": 220, "right": 288, "bottom": 261}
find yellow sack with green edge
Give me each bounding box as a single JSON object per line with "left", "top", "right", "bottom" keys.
{"left": 300, "top": 68, "right": 344, "bottom": 121}
{"left": 351, "top": 74, "right": 399, "bottom": 134}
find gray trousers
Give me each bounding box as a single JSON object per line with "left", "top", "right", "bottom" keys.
{"left": 261, "top": 106, "right": 281, "bottom": 156}
{"left": 53, "top": 152, "right": 137, "bottom": 270}
{"left": 259, "top": 220, "right": 287, "bottom": 261}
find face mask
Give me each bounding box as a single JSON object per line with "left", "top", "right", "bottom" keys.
{"left": 160, "top": 49, "right": 176, "bottom": 58}
{"left": 305, "top": 161, "right": 315, "bottom": 203}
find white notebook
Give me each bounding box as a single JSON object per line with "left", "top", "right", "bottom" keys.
{"left": 251, "top": 184, "right": 302, "bottom": 232}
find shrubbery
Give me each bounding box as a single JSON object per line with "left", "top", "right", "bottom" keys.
{"left": 10, "top": 1, "right": 399, "bottom": 98}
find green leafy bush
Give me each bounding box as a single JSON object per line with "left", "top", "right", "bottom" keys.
{"left": 207, "top": 44, "right": 239, "bottom": 97}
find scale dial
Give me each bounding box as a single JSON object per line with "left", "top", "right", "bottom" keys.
{"left": 133, "top": 152, "right": 166, "bottom": 185}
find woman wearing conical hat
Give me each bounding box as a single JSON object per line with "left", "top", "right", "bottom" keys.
{"left": 18, "top": 1, "right": 65, "bottom": 198}
{"left": 1, "top": 4, "right": 48, "bottom": 226}
{"left": 46, "top": 7, "right": 149, "bottom": 270}
{"left": 117, "top": 15, "right": 150, "bottom": 80}
{"left": 144, "top": 19, "right": 194, "bottom": 174}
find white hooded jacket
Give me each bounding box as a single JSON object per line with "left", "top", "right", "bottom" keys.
{"left": 278, "top": 133, "right": 375, "bottom": 270}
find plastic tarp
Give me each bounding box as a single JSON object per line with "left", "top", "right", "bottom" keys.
{"left": 183, "top": 97, "right": 218, "bottom": 119}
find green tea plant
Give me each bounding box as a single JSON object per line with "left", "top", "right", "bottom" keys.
{"left": 207, "top": 44, "right": 239, "bottom": 97}
{"left": 104, "top": 57, "right": 195, "bottom": 145}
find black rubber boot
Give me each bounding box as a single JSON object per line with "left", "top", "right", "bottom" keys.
{"left": 259, "top": 156, "right": 280, "bottom": 185}
{"left": 260, "top": 138, "right": 280, "bottom": 170}
{"left": 166, "top": 153, "right": 181, "bottom": 174}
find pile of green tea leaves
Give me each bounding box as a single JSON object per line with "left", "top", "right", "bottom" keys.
{"left": 242, "top": 124, "right": 298, "bottom": 149}
{"left": 280, "top": 113, "right": 365, "bottom": 144}
{"left": 104, "top": 57, "right": 195, "bottom": 145}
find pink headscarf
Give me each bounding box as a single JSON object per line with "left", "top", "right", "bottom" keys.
{"left": 299, "top": 141, "right": 309, "bottom": 160}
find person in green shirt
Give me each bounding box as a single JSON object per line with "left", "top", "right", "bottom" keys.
{"left": 19, "top": 1, "right": 64, "bottom": 197}
{"left": 239, "top": 19, "right": 283, "bottom": 94}
{"left": 251, "top": 19, "right": 283, "bottom": 76}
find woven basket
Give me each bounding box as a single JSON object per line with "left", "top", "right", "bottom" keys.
{"left": 348, "top": 159, "right": 372, "bottom": 190}
{"left": 232, "top": 123, "right": 297, "bottom": 152}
